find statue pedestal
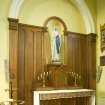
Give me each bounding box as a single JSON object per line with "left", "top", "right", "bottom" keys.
{"left": 46, "top": 64, "right": 68, "bottom": 87}
{"left": 50, "top": 60, "right": 63, "bottom": 64}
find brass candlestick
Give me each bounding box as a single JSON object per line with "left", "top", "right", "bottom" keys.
{"left": 42, "top": 72, "right": 46, "bottom": 87}
{"left": 74, "top": 76, "right": 77, "bottom": 86}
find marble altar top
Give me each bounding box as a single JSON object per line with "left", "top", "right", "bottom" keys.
{"left": 34, "top": 89, "right": 94, "bottom": 94}
{"left": 34, "top": 89, "right": 95, "bottom": 100}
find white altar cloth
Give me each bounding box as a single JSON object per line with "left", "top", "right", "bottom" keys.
{"left": 34, "top": 89, "right": 95, "bottom": 105}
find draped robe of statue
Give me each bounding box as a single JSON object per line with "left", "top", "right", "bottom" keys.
{"left": 51, "top": 28, "right": 61, "bottom": 61}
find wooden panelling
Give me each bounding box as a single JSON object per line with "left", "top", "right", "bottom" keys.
{"left": 8, "top": 18, "right": 19, "bottom": 100}
{"left": 9, "top": 18, "right": 96, "bottom": 105}
{"left": 36, "top": 31, "right": 43, "bottom": 76}
{"left": 8, "top": 19, "right": 46, "bottom": 105}
{"left": 18, "top": 26, "right": 25, "bottom": 102}
{"left": 87, "top": 33, "right": 96, "bottom": 89}
{"left": 24, "top": 29, "right": 34, "bottom": 105}
{"left": 65, "top": 32, "right": 88, "bottom": 88}
{"left": 17, "top": 24, "right": 45, "bottom": 105}
{"left": 65, "top": 31, "right": 96, "bottom": 89}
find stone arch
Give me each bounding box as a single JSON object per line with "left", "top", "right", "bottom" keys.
{"left": 9, "top": 0, "right": 95, "bottom": 33}
{"left": 9, "top": 0, "right": 24, "bottom": 18}
{"left": 71, "top": 0, "right": 95, "bottom": 33}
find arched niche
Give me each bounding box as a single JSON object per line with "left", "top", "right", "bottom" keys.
{"left": 44, "top": 16, "right": 67, "bottom": 64}
{"left": 44, "top": 16, "right": 67, "bottom": 31}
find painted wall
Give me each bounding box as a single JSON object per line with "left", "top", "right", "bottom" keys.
{"left": 19, "top": 0, "right": 86, "bottom": 33}
{"left": 0, "top": 0, "right": 86, "bottom": 101}
{"left": 0, "top": 0, "right": 12, "bottom": 101}
{"left": 97, "top": 0, "right": 105, "bottom": 104}
{"left": 85, "top": 0, "right": 97, "bottom": 30}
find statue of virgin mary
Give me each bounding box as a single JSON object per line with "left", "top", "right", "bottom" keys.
{"left": 51, "top": 28, "right": 61, "bottom": 62}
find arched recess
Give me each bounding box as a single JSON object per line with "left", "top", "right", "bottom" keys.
{"left": 8, "top": 0, "right": 24, "bottom": 18}
{"left": 44, "top": 16, "right": 67, "bottom": 31}
{"left": 9, "top": 0, "right": 95, "bottom": 32}
{"left": 43, "top": 16, "right": 67, "bottom": 63}
{"left": 71, "top": 0, "right": 95, "bottom": 33}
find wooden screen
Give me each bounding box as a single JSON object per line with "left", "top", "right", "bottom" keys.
{"left": 9, "top": 18, "right": 46, "bottom": 105}
{"left": 65, "top": 31, "right": 96, "bottom": 89}
{"left": 18, "top": 24, "right": 45, "bottom": 105}
{"left": 8, "top": 18, "right": 19, "bottom": 100}
{"left": 9, "top": 18, "right": 96, "bottom": 105}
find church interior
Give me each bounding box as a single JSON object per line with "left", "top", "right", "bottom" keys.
{"left": 0, "top": 0, "right": 105, "bottom": 105}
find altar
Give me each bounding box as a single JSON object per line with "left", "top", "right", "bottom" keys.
{"left": 34, "top": 89, "right": 95, "bottom": 105}
{"left": 8, "top": 18, "right": 96, "bottom": 105}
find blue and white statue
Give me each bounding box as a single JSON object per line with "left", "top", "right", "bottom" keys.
{"left": 51, "top": 28, "right": 61, "bottom": 61}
